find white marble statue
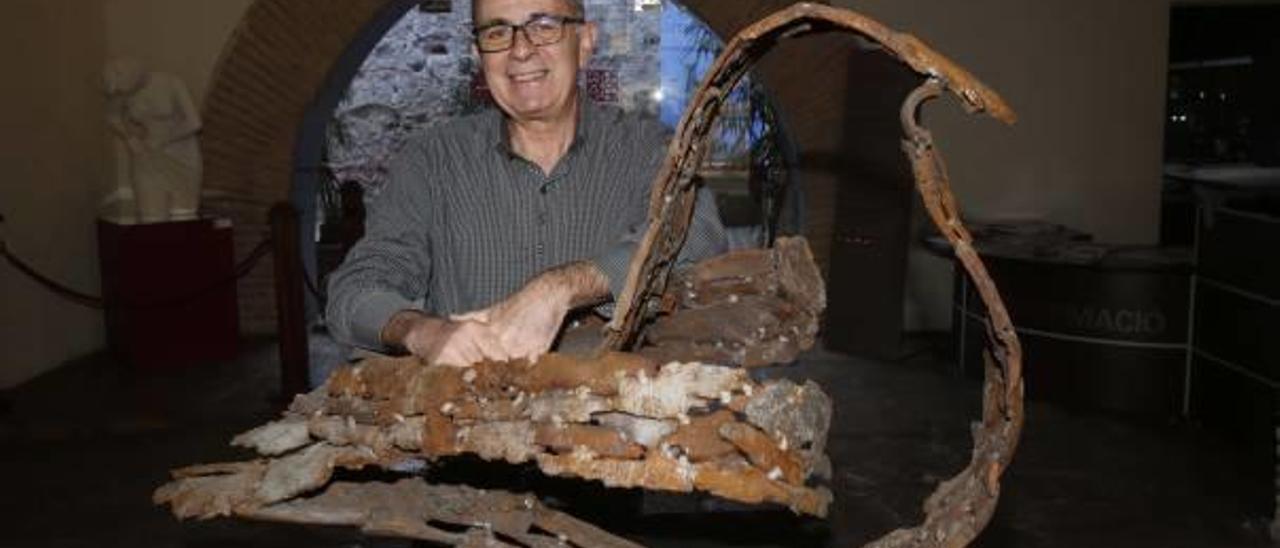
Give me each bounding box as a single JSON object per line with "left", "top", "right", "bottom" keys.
{"left": 103, "top": 58, "right": 203, "bottom": 223}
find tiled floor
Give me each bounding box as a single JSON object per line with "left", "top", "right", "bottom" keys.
{"left": 0, "top": 338, "right": 1272, "bottom": 547}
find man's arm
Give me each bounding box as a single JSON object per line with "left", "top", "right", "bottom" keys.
{"left": 446, "top": 260, "right": 610, "bottom": 364}
{"left": 376, "top": 261, "right": 607, "bottom": 366}
{"left": 587, "top": 114, "right": 729, "bottom": 304}
{"left": 325, "top": 143, "right": 435, "bottom": 350}
{"left": 380, "top": 310, "right": 510, "bottom": 366}
{"left": 589, "top": 189, "right": 728, "bottom": 306}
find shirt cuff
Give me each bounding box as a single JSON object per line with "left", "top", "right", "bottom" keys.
{"left": 350, "top": 290, "right": 417, "bottom": 350}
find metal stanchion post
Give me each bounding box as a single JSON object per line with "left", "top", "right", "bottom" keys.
{"left": 270, "top": 203, "right": 309, "bottom": 399}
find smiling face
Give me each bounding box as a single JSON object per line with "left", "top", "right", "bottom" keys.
{"left": 473, "top": 0, "right": 596, "bottom": 125}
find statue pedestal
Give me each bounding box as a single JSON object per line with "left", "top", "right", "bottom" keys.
{"left": 97, "top": 218, "right": 239, "bottom": 369}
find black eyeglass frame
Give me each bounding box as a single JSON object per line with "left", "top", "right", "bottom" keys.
{"left": 472, "top": 13, "right": 586, "bottom": 54}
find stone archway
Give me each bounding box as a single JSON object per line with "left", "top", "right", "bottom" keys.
{"left": 203, "top": 0, "right": 901, "bottom": 354}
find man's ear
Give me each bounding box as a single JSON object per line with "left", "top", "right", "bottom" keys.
{"left": 576, "top": 21, "right": 598, "bottom": 69}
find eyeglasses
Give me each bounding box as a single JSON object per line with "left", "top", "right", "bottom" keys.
{"left": 473, "top": 13, "right": 585, "bottom": 53}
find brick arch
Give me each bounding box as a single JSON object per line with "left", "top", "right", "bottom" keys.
{"left": 202, "top": 0, "right": 852, "bottom": 332}
{"left": 201, "top": 0, "right": 412, "bottom": 331}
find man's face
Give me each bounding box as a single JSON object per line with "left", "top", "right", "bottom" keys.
{"left": 474, "top": 0, "right": 596, "bottom": 124}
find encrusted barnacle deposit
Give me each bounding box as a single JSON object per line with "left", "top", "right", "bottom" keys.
{"left": 159, "top": 353, "right": 835, "bottom": 519}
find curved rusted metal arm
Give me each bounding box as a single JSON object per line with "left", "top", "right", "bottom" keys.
{"left": 861, "top": 78, "right": 1025, "bottom": 548}
{"left": 603, "top": 1, "right": 1015, "bottom": 351}
{"left": 602, "top": 4, "right": 1026, "bottom": 547}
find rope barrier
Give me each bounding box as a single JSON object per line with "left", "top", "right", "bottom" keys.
{"left": 1, "top": 240, "right": 107, "bottom": 308}
{"left": 301, "top": 261, "right": 328, "bottom": 307}
{"left": 1, "top": 236, "right": 274, "bottom": 311}
{"left": 1, "top": 210, "right": 330, "bottom": 313}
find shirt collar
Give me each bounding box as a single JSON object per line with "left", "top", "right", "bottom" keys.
{"left": 489, "top": 95, "right": 591, "bottom": 159}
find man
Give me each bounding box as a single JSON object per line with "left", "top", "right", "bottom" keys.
{"left": 326, "top": 0, "right": 727, "bottom": 367}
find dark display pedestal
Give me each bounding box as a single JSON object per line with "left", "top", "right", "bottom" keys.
{"left": 954, "top": 252, "right": 1192, "bottom": 421}
{"left": 98, "top": 218, "right": 239, "bottom": 369}
{"left": 932, "top": 222, "right": 1193, "bottom": 422}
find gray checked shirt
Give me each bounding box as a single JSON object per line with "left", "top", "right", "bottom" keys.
{"left": 325, "top": 99, "right": 728, "bottom": 350}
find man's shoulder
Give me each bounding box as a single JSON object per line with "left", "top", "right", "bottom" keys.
{"left": 400, "top": 109, "right": 498, "bottom": 153}
{"left": 584, "top": 101, "right": 670, "bottom": 145}
{"left": 437, "top": 109, "right": 499, "bottom": 136}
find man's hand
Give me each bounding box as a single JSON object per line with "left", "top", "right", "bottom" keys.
{"left": 468, "top": 277, "right": 571, "bottom": 363}
{"left": 381, "top": 311, "right": 509, "bottom": 367}
{"left": 380, "top": 262, "right": 610, "bottom": 367}
{"left": 468, "top": 261, "right": 611, "bottom": 363}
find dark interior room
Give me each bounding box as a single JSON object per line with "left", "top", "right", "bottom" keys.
{"left": 3, "top": 0, "right": 1279, "bottom": 546}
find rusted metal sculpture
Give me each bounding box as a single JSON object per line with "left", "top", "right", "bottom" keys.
{"left": 157, "top": 349, "right": 835, "bottom": 511}
{"left": 158, "top": 473, "right": 645, "bottom": 547}
{"left": 156, "top": 237, "right": 832, "bottom": 545}
{"left": 157, "top": 3, "right": 1024, "bottom": 547}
